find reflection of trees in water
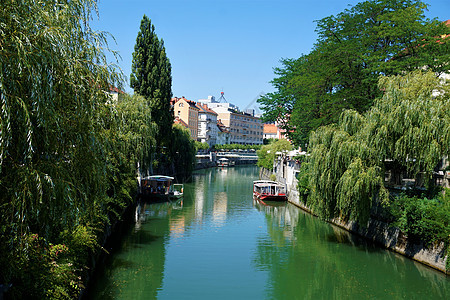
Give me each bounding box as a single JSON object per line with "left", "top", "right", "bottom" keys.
{"left": 190, "top": 166, "right": 258, "bottom": 223}
{"left": 135, "top": 200, "right": 183, "bottom": 228}
{"left": 253, "top": 201, "right": 450, "bottom": 299}
{"left": 89, "top": 202, "right": 173, "bottom": 299}
{"left": 253, "top": 199, "right": 298, "bottom": 246}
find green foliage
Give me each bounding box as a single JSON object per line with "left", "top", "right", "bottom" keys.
{"left": 259, "top": 0, "right": 450, "bottom": 145}
{"left": 0, "top": 1, "right": 161, "bottom": 298}
{"left": 102, "top": 93, "right": 156, "bottom": 205}
{"left": 195, "top": 141, "right": 210, "bottom": 151}
{"left": 214, "top": 144, "right": 261, "bottom": 151}
{"left": 388, "top": 192, "right": 450, "bottom": 247}
{"left": 307, "top": 71, "right": 449, "bottom": 225}
{"left": 170, "top": 124, "right": 196, "bottom": 178}
{"left": 61, "top": 225, "right": 98, "bottom": 266}
{"left": 8, "top": 234, "right": 79, "bottom": 299}
{"left": 296, "top": 161, "right": 311, "bottom": 200}
{"left": 263, "top": 138, "right": 276, "bottom": 145}
{"left": 1, "top": 0, "right": 118, "bottom": 240}
{"left": 130, "top": 15, "right": 173, "bottom": 148}
{"left": 257, "top": 139, "right": 292, "bottom": 170}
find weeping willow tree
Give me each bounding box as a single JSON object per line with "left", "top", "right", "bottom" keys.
{"left": 99, "top": 94, "right": 157, "bottom": 216}
{"left": 169, "top": 124, "right": 196, "bottom": 179}
{"left": 0, "top": 1, "right": 130, "bottom": 298}
{"left": 307, "top": 71, "right": 450, "bottom": 225}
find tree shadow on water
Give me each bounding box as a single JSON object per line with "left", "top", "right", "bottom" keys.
{"left": 129, "top": 230, "right": 162, "bottom": 246}
{"left": 326, "top": 226, "right": 384, "bottom": 253}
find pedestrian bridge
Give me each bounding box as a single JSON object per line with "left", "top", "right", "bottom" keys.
{"left": 195, "top": 151, "right": 258, "bottom": 168}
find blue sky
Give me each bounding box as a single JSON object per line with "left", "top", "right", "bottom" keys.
{"left": 93, "top": 0, "right": 450, "bottom": 111}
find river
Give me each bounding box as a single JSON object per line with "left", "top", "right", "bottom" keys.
{"left": 86, "top": 165, "right": 449, "bottom": 299}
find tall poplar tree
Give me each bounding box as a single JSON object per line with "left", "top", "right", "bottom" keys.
{"left": 130, "top": 15, "right": 173, "bottom": 149}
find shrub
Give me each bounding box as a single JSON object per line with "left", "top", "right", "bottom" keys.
{"left": 388, "top": 191, "right": 450, "bottom": 246}
{"left": 296, "top": 161, "right": 311, "bottom": 201}
{"left": 8, "top": 234, "right": 79, "bottom": 299}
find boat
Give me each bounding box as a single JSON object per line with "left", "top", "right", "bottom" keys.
{"left": 253, "top": 180, "right": 287, "bottom": 201}
{"left": 217, "top": 157, "right": 235, "bottom": 167}
{"left": 140, "top": 175, "right": 184, "bottom": 201}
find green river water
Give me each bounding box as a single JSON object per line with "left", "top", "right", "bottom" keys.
{"left": 87, "top": 165, "right": 449, "bottom": 299}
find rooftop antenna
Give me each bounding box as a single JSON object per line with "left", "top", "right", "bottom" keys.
{"left": 244, "top": 91, "right": 264, "bottom": 115}
{"left": 217, "top": 91, "right": 227, "bottom": 103}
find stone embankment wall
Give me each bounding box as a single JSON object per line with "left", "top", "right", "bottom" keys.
{"left": 261, "top": 158, "right": 448, "bottom": 274}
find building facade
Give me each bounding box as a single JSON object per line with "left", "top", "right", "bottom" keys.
{"left": 213, "top": 106, "right": 263, "bottom": 145}
{"left": 171, "top": 97, "right": 199, "bottom": 140}
{"left": 196, "top": 103, "right": 218, "bottom": 147}
{"left": 216, "top": 119, "right": 231, "bottom": 145}
{"left": 263, "top": 122, "right": 288, "bottom": 140}
{"left": 263, "top": 123, "right": 278, "bottom": 140}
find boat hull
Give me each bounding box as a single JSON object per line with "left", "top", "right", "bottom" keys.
{"left": 140, "top": 193, "right": 182, "bottom": 202}
{"left": 253, "top": 192, "right": 287, "bottom": 201}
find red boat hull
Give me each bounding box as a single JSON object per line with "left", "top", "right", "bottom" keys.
{"left": 253, "top": 192, "right": 287, "bottom": 201}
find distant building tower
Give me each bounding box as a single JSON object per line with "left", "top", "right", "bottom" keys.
{"left": 217, "top": 91, "right": 227, "bottom": 103}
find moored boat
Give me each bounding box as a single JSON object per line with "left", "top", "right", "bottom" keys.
{"left": 217, "top": 157, "right": 235, "bottom": 167}
{"left": 140, "top": 175, "right": 184, "bottom": 201}
{"left": 253, "top": 180, "right": 287, "bottom": 201}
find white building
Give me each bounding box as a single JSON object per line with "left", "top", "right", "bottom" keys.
{"left": 196, "top": 103, "right": 218, "bottom": 147}
{"left": 198, "top": 94, "right": 263, "bottom": 145}
{"left": 198, "top": 95, "right": 238, "bottom": 111}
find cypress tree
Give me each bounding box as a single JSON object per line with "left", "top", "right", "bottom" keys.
{"left": 130, "top": 15, "right": 173, "bottom": 148}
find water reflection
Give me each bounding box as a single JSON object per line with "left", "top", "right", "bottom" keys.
{"left": 88, "top": 166, "right": 449, "bottom": 300}
{"left": 253, "top": 198, "right": 298, "bottom": 245}
{"left": 135, "top": 199, "right": 183, "bottom": 225}
{"left": 253, "top": 197, "right": 450, "bottom": 299}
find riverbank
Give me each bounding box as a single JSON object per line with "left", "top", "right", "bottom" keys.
{"left": 260, "top": 159, "right": 449, "bottom": 274}
{"left": 195, "top": 151, "right": 258, "bottom": 169}
{"left": 80, "top": 202, "right": 137, "bottom": 299}
{"left": 86, "top": 165, "right": 450, "bottom": 299}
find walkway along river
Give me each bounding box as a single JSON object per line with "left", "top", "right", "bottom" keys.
{"left": 86, "top": 165, "right": 449, "bottom": 299}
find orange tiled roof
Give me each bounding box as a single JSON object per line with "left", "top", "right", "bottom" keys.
{"left": 196, "top": 103, "right": 218, "bottom": 115}
{"left": 174, "top": 116, "right": 188, "bottom": 128}
{"left": 109, "top": 86, "right": 125, "bottom": 94}
{"left": 171, "top": 96, "right": 199, "bottom": 109}
{"left": 217, "top": 119, "right": 229, "bottom": 133}
{"left": 264, "top": 124, "right": 278, "bottom": 134}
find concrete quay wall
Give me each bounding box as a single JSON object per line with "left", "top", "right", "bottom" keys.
{"left": 260, "top": 159, "right": 448, "bottom": 274}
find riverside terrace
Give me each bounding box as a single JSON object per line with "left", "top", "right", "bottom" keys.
{"left": 195, "top": 151, "right": 258, "bottom": 168}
